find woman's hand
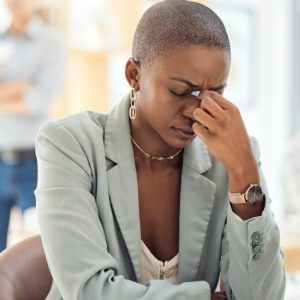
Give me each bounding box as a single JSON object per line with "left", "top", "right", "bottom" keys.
{"left": 192, "top": 91, "right": 260, "bottom": 194}
{"left": 211, "top": 291, "right": 228, "bottom": 299}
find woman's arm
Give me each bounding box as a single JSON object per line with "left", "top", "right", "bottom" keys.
{"left": 219, "top": 138, "right": 285, "bottom": 300}
{"left": 192, "top": 92, "right": 285, "bottom": 299}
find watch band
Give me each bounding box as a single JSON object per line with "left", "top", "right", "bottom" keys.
{"left": 228, "top": 191, "right": 247, "bottom": 204}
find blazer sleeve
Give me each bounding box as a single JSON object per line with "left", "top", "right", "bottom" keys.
{"left": 35, "top": 121, "right": 211, "bottom": 300}
{"left": 220, "top": 137, "right": 286, "bottom": 300}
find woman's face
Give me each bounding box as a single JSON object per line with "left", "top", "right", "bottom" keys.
{"left": 131, "top": 45, "right": 230, "bottom": 149}
{"left": 5, "top": 0, "right": 37, "bottom": 18}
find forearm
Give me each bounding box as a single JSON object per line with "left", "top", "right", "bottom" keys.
{"left": 223, "top": 202, "right": 286, "bottom": 300}
{"left": 227, "top": 157, "right": 264, "bottom": 220}
{"left": 0, "top": 82, "right": 31, "bottom": 115}
{"left": 0, "top": 82, "right": 31, "bottom": 104}
{"left": 230, "top": 200, "right": 265, "bottom": 221}
{"left": 227, "top": 154, "right": 259, "bottom": 193}
{"left": 0, "top": 98, "right": 29, "bottom": 115}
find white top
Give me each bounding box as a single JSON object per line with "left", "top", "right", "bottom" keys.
{"left": 140, "top": 241, "right": 179, "bottom": 284}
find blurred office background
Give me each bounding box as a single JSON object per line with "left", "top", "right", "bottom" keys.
{"left": 0, "top": 0, "right": 299, "bottom": 298}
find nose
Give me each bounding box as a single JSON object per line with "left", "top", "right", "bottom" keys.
{"left": 182, "top": 96, "right": 202, "bottom": 120}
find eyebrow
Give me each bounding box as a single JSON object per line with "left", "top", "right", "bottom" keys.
{"left": 169, "top": 76, "right": 227, "bottom": 91}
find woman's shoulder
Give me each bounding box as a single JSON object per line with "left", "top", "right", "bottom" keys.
{"left": 249, "top": 136, "right": 261, "bottom": 161}
{"left": 41, "top": 110, "right": 107, "bottom": 132}
{"left": 37, "top": 111, "right": 108, "bottom": 149}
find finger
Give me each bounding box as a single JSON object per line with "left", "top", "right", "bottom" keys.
{"left": 192, "top": 121, "right": 210, "bottom": 142}
{"left": 201, "top": 95, "right": 227, "bottom": 119}
{"left": 192, "top": 92, "right": 202, "bottom": 106}
{"left": 193, "top": 107, "right": 215, "bottom": 131}
{"left": 206, "top": 90, "right": 234, "bottom": 110}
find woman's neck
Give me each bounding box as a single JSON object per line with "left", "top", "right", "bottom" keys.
{"left": 133, "top": 145, "right": 183, "bottom": 172}
{"left": 130, "top": 119, "right": 183, "bottom": 172}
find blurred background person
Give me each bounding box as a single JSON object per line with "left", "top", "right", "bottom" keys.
{"left": 0, "top": 0, "right": 66, "bottom": 252}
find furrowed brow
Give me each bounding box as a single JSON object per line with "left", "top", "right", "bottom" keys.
{"left": 169, "top": 77, "right": 199, "bottom": 88}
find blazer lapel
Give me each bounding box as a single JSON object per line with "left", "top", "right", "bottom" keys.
{"left": 106, "top": 159, "right": 141, "bottom": 281}
{"left": 104, "top": 95, "right": 142, "bottom": 281}
{"left": 103, "top": 95, "right": 216, "bottom": 283}
{"left": 178, "top": 138, "right": 216, "bottom": 283}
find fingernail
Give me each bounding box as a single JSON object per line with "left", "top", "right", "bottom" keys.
{"left": 191, "top": 90, "right": 201, "bottom": 97}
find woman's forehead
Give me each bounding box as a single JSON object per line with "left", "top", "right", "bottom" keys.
{"left": 143, "top": 46, "right": 230, "bottom": 83}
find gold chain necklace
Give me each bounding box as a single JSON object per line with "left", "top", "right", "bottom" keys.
{"left": 131, "top": 137, "right": 183, "bottom": 161}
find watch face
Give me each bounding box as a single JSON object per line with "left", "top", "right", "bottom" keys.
{"left": 246, "top": 185, "right": 264, "bottom": 204}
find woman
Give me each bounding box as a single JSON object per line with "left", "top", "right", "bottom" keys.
{"left": 0, "top": 0, "right": 65, "bottom": 251}
{"left": 35, "top": 1, "right": 285, "bottom": 299}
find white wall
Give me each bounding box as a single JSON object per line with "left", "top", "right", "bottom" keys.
{"left": 0, "top": 0, "right": 10, "bottom": 31}
{"left": 211, "top": 0, "right": 292, "bottom": 218}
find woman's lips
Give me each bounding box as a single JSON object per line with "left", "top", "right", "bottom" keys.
{"left": 173, "top": 127, "right": 196, "bottom": 140}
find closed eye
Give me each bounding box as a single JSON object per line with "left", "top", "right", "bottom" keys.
{"left": 210, "top": 87, "right": 226, "bottom": 94}
{"left": 211, "top": 89, "right": 224, "bottom": 95}
{"left": 170, "top": 90, "right": 189, "bottom": 96}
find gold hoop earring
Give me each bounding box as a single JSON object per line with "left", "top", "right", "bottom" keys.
{"left": 129, "top": 88, "right": 137, "bottom": 120}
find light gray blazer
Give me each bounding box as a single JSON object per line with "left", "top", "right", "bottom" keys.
{"left": 35, "top": 95, "right": 285, "bottom": 300}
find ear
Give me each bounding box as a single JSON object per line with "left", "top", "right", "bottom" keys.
{"left": 125, "top": 58, "right": 140, "bottom": 90}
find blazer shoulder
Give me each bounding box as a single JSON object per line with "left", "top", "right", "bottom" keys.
{"left": 39, "top": 110, "right": 107, "bottom": 137}
{"left": 249, "top": 136, "right": 261, "bottom": 161}
{"left": 36, "top": 111, "right": 108, "bottom": 156}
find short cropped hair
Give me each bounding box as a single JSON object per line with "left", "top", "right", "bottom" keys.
{"left": 132, "top": 0, "right": 230, "bottom": 67}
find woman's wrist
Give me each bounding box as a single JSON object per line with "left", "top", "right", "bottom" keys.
{"left": 230, "top": 198, "right": 265, "bottom": 220}
{"left": 227, "top": 159, "right": 260, "bottom": 193}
